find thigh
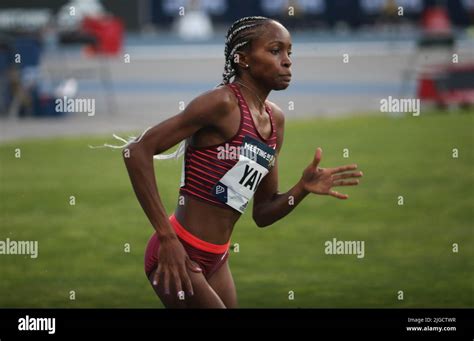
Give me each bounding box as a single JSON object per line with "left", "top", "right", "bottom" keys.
{"left": 148, "top": 267, "right": 226, "bottom": 308}
{"left": 208, "top": 260, "right": 238, "bottom": 308}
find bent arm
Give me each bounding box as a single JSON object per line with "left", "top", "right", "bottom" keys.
{"left": 123, "top": 89, "right": 233, "bottom": 240}
{"left": 253, "top": 160, "right": 309, "bottom": 227}
{"left": 253, "top": 102, "right": 309, "bottom": 227}
{"left": 253, "top": 103, "right": 363, "bottom": 227}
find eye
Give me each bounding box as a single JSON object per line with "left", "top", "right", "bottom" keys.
{"left": 270, "top": 49, "right": 280, "bottom": 55}
{"left": 288, "top": 51, "right": 292, "bottom": 56}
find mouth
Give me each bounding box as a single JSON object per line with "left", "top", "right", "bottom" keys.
{"left": 280, "top": 74, "right": 292, "bottom": 82}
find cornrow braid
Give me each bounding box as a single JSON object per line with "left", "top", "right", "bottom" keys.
{"left": 220, "top": 16, "right": 270, "bottom": 85}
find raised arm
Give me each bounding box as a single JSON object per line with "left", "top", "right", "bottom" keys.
{"left": 123, "top": 87, "right": 234, "bottom": 296}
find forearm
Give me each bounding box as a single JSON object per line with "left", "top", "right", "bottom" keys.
{"left": 254, "top": 178, "right": 309, "bottom": 227}
{"left": 123, "top": 146, "right": 177, "bottom": 241}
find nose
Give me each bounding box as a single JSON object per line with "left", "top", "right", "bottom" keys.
{"left": 282, "top": 55, "right": 292, "bottom": 68}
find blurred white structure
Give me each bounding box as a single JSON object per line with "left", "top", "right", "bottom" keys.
{"left": 57, "top": 0, "right": 105, "bottom": 31}
{"left": 175, "top": 10, "right": 213, "bottom": 40}
{"left": 54, "top": 78, "right": 78, "bottom": 98}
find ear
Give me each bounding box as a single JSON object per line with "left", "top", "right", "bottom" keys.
{"left": 233, "top": 51, "right": 249, "bottom": 70}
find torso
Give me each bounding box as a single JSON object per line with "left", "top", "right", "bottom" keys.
{"left": 174, "top": 84, "right": 277, "bottom": 244}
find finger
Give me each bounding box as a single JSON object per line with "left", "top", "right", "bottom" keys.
{"left": 329, "top": 190, "right": 349, "bottom": 199}
{"left": 181, "top": 268, "right": 194, "bottom": 297}
{"left": 333, "top": 180, "right": 360, "bottom": 187}
{"left": 164, "top": 270, "right": 170, "bottom": 295}
{"left": 312, "top": 147, "right": 322, "bottom": 169}
{"left": 332, "top": 171, "right": 363, "bottom": 181}
{"left": 186, "top": 258, "right": 203, "bottom": 273}
{"left": 172, "top": 270, "right": 183, "bottom": 299}
{"left": 330, "top": 164, "right": 358, "bottom": 174}
{"left": 152, "top": 263, "right": 162, "bottom": 286}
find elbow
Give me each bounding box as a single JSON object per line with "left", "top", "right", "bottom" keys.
{"left": 253, "top": 204, "right": 274, "bottom": 228}
{"left": 253, "top": 213, "right": 271, "bottom": 228}
{"left": 122, "top": 143, "right": 146, "bottom": 165}
{"left": 254, "top": 219, "right": 267, "bottom": 228}
{"left": 122, "top": 144, "right": 149, "bottom": 175}
{"left": 122, "top": 143, "right": 133, "bottom": 162}
{"left": 122, "top": 147, "right": 131, "bottom": 164}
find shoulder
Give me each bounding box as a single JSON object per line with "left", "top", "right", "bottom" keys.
{"left": 189, "top": 85, "right": 238, "bottom": 116}
{"left": 178, "top": 84, "right": 239, "bottom": 129}
{"left": 266, "top": 100, "right": 285, "bottom": 130}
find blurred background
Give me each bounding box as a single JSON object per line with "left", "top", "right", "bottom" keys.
{"left": 0, "top": 0, "right": 472, "bottom": 308}
{"left": 0, "top": 0, "right": 473, "bottom": 139}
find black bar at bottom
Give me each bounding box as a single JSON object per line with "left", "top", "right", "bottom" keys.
{"left": 0, "top": 308, "right": 472, "bottom": 337}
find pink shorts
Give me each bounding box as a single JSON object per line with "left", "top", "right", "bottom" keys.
{"left": 144, "top": 214, "right": 230, "bottom": 280}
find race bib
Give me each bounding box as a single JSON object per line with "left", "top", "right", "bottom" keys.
{"left": 212, "top": 135, "right": 276, "bottom": 213}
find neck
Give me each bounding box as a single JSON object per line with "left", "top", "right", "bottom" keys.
{"left": 233, "top": 76, "right": 270, "bottom": 111}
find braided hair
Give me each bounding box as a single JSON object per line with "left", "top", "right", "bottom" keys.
{"left": 220, "top": 16, "right": 272, "bottom": 85}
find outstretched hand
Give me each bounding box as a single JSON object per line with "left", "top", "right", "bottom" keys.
{"left": 300, "top": 148, "right": 363, "bottom": 199}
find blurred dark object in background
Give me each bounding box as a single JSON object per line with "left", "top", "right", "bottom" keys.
{"left": 0, "top": 35, "right": 14, "bottom": 115}
{"left": 58, "top": 31, "right": 96, "bottom": 45}
{"left": 0, "top": 1, "right": 472, "bottom": 33}
{"left": 0, "top": 32, "right": 52, "bottom": 118}
{"left": 418, "top": 63, "right": 474, "bottom": 109}
{"left": 0, "top": 1, "right": 123, "bottom": 118}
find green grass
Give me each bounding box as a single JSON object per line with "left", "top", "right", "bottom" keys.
{"left": 0, "top": 111, "right": 473, "bottom": 308}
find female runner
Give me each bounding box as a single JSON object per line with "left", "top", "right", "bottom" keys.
{"left": 123, "top": 16, "right": 363, "bottom": 308}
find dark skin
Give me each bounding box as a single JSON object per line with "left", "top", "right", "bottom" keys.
{"left": 123, "top": 21, "right": 363, "bottom": 308}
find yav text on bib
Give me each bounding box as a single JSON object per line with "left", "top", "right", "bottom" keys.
{"left": 212, "top": 135, "right": 276, "bottom": 213}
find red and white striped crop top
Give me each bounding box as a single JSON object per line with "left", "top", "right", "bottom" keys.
{"left": 179, "top": 83, "right": 278, "bottom": 212}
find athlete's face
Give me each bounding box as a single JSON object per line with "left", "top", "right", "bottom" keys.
{"left": 247, "top": 21, "right": 292, "bottom": 90}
